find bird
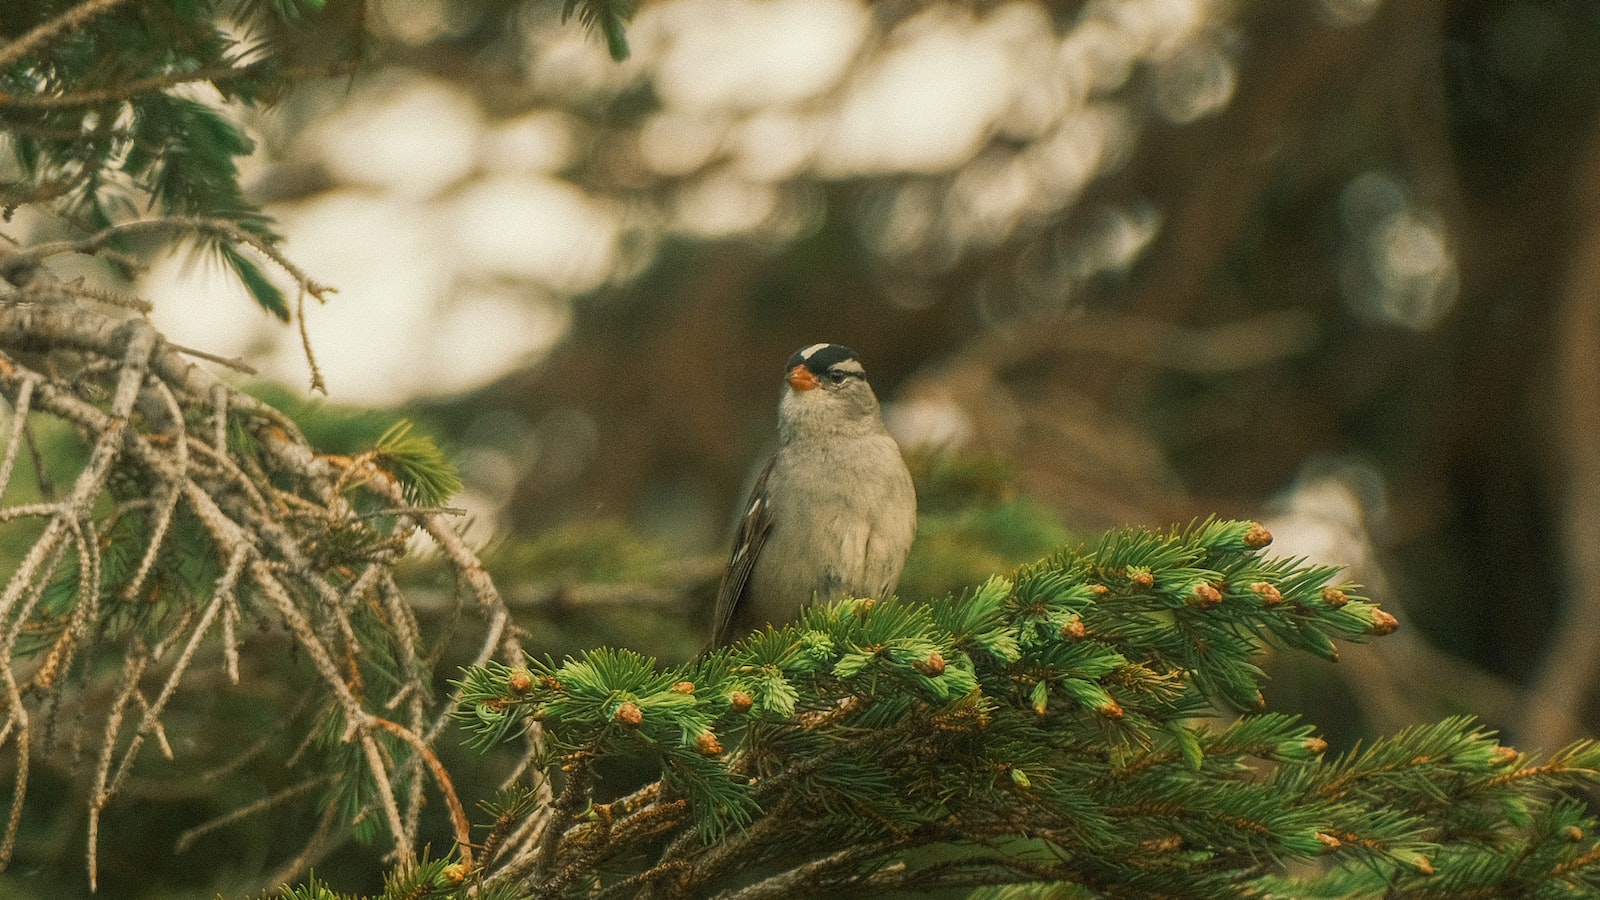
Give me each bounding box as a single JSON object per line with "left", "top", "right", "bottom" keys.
{"left": 711, "top": 343, "right": 917, "bottom": 647}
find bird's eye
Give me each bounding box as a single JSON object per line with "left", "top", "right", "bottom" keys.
{"left": 826, "top": 370, "right": 849, "bottom": 386}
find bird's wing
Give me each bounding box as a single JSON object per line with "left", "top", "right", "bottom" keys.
{"left": 711, "top": 458, "right": 775, "bottom": 648}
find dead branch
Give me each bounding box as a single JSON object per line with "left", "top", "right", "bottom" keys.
{"left": 0, "top": 275, "right": 521, "bottom": 886}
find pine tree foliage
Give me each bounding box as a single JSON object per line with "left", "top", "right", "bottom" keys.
{"left": 373, "top": 420, "right": 465, "bottom": 509}
{"left": 0, "top": 0, "right": 363, "bottom": 326}
{"left": 561, "top": 0, "right": 637, "bottom": 61}
{"left": 435, "top": 520, "right": 1600, "bottom": 899}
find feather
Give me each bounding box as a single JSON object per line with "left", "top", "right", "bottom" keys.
{"left": 711, "top": 458, "right": 775, "bottom": 647}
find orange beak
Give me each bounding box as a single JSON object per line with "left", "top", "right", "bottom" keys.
{"left": 787, "top": 365, "right": 819, "bottom": 391}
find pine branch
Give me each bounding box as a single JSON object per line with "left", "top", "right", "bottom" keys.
{"left": 0, "top": 59, "right": 359, "bottom": 109}
{"left": 441, "top": 521, "right": 1600, "bottom": 898}
{"left": 0, "top": 0, "right": 137, "bottom": 72}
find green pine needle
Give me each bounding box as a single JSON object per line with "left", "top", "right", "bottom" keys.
{"left": 223, "top": 244, "right": 290, "bottom": 320}
{"left": 561, "top": 0, "right": 637, "bottom": 61}
{"left": 372, "top": 420, "right": 462, "bottom": 508}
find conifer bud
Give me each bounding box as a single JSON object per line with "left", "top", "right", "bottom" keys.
{"left": 1097, "top": 700, "right": 1124, "bottom": 720}
{"left": 1368, "top": 608, "right": 1399, "bottom": 635}
{"left": 914, "top": 651, "right": 946, "bottom": 677}
{"left": 1320, "top": 587, "right": 1348, "bottom": 608}
{"left": 1413, "top": 855, "right": 1434, "bottom": 876}
{"left": 1060, "top": 615, "right": 1086, "bottom": 641}
{"left": 728, "top": 690, "right": 753, "bottom": 713}
{"left": 695, "top": 732, "right": 723, "bottom": 756}
{"left": 442, "top": 863, "right": 468, "bottom": 884}
{"left": 1190, "top": 584, "right": 1223, "bottom": 609}
{"left": 1130, "top": 570, "right": 1154, "bottom": 588}
{"left": 1315, "top": 832, "right": 1342, "bottom": 852}
{"left": 613, "top": 701, "right": 643, "bottom": 728}
{"left": 1244, "top": 522, "right": 1273, "bottom": 548}
{"left": 1491, "top": 745, "right": 1518, "bottom": 767}
{"left": 1250, "top": 582, "right": 1283, "bottom": 605}
{"left": 671, "top": 681, "right": 695, "bottom": 694}
{"left": 1090, "top": 584, "right": 1109, "bottom": 595}
{"left": 1566, "top": 825, "right": 1585, "bottom": 842}
{"left": 1279, "top": 734, "right": 1328, "bottom": 760}
{"left": 507, "top": 668, "right": 533, "bottom": 694}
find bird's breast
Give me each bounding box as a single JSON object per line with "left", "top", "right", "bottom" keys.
{"left": 760, "top": 433, "right": 916, "bottom": 600}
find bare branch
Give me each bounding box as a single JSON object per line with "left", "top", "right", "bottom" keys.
{"left": 118, "top": 382, "right": 187, "bottom": 600}
{"left": 357, "top": 730, "right": 411, "bottom": 866}
{"left": 0, "top": 687, "right": 27, "bottom": 872}
{"left": 105, "top": 589, "right": 225, "bottom": 798}
{"left": 713, "top": 841, "right": 899, "bottom": 900}
{"left": 534, "top": 754, "right": 596, "bottom": 887}
{"left": 87, "top": 641, "right": 151, "bottom": 892}
{"left": 0, "top": 373, "right": 36, "bottom": 500}
{"left": 256, "top": 797, "right": 342, "bottom": 893}
{"left": 3, "top": 63, "right": 262, "bottom": 109}
{"left": 368, "top": 716, "right": 476, "bottom": 871}
{"left": 175, "top": 774, "right": 338, "bottom": 854}
{"left": 0, "top": 518, "right": 70, "bottom": 870}
{"left": 0, "top": 0, "right": 138, "bottom": 73}
{"left": 0, "top": 282, "right": 520, "bottom": 886}
{"left": 56, "top": 280, "right": 153, "bottom": 313}
{"left": 0, "top": 318, "right": 154, "bottom": 628}
{"left": 247, "top": 556, "right": 366, "bottom": 722}
{"left": 296, "top": 285, "right": 327, "bottom": 394}
{"left": 168, "top": 341, "right": 258, "bottom": 375}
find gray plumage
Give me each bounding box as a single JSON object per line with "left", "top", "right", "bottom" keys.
{"left": 711, "top": 344, "right": 917, "bottom": 647}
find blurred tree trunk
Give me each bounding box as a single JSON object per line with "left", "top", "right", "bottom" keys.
{"left": 1524, "top": 109, "right": 1600, "bottom": 749}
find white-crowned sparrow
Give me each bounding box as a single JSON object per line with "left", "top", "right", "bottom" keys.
{"left": 711, "top": 343, "right": 917, "bottom": 647}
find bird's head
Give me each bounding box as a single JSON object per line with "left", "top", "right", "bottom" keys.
{"left": 778, "top": 343, "right": 884, "bottom": 438}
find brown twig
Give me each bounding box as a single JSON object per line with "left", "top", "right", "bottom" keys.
{"left": 590, "top": 857, "right": 694, "bottom": 900}
{"left": 0, "top": 373, "right": 36, "bottom": 499}
{"left": 87, "top": 640, "right": 151, "bottom": 892}
{"left": 531, "top": 753, "right": 597, "bottom": 888}
{"left": 710, "top": 840, "right": 904, "bottom": 900}
{"left": 357, "top": 729, "right": 411, "bottom": 866}
{"left": 0, "top": 526, "right": 68, "bottom": 869}
{"left": 295, "top": 285, "right": 328, "bottom": 394}
{"left": 56, "top": 280, "right": 153, "bottom": 313}
{"left": 104, "top": 591, "right": 223, "bottom": 796}
{"left": 256, "top": 797, "right": 342, "bottom": 892}
{"left": 168, "top": 342, "right": 258, "bottom": 375}
{"left": 24, "top": 218, "right": 332, "bottom": 298}
{"left": 174, "top": 774, "right": 338, "bottom": 854}
{"left": 0, "top": 0, "right": 138, "bottom": 72}
{"left": 3, "top": 63, "right": 264, "bottom": 109}
{"left": 367, "top": 716, "right": 476, "bottom": 871}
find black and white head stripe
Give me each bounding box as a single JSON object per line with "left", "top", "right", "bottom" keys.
{"left": 788, "top": 343, "right": 863, "bottom": 377}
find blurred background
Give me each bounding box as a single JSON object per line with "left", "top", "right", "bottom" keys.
{"left": 145, "top": 0, "right": 1600, "bottom": 758}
